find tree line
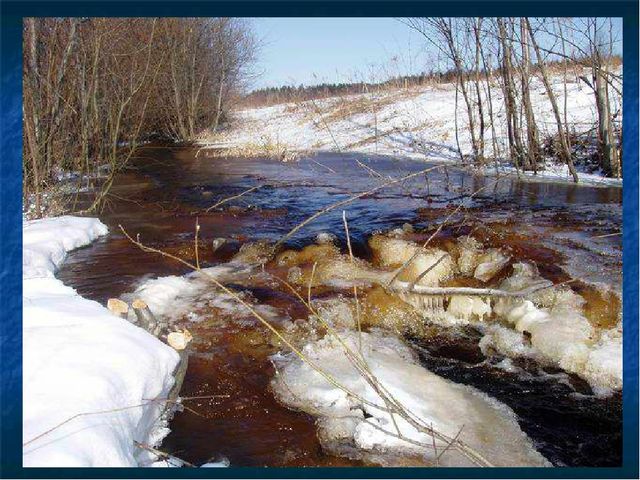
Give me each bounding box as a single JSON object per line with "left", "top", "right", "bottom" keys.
{"left": 240, "top": 72, "right": 462, "bottom": 107}
{"left": 23, "top": 17, "right": 257, "bottom": 216}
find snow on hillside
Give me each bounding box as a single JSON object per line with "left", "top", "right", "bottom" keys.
{"left": 23, "top": 216, "right": 180, "bottom": 467}
{"left": 211, "top": 68, "right": 621, "bottom": 186}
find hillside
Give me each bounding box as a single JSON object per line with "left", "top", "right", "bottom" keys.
{"left": 207, "top": 68, "right": 622, "bottom": 186}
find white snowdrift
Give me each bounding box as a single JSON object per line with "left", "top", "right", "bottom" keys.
{"left": 23, "top": 216, "right": 108, "bottom": 279}
{"left": 271, "top": 330, "right": 549, "bottom": 467}
{"left": 23, "top": 216, "right": 180, "bottom": 467}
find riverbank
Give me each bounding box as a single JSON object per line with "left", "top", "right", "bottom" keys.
{"left": 22, "top": 216, "right": 180, "bottom": 467}
{"left": 202, "top": 68, "right": 622, "bottom": 187}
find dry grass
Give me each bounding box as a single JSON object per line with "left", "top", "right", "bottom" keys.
{"left": 204, "top": 134, "right": 304, "bottom": 162}
{"left": 319, "top": 89, "right": 422, "bottom": 126}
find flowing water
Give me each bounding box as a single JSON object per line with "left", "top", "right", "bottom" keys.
{"left": 58, "top": 145, "right": 622, "bottom": 467}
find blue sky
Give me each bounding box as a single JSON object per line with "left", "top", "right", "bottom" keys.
{"left": 249, "top": 18, "right": 429, "bottom": 89}
{"left": 248, "top": 17, "right": 623, "bottom": 91}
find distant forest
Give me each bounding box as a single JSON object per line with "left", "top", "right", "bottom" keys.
{"left": 242, "top": 56, "right": 622, "bottom": 108}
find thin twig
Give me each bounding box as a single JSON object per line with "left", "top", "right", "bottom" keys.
{"left": 308, "top": 262, "right": 317, "bottom": 308}
{"left": 205, "top": 185, "right": 262, "bottom": 213}
{"left": 592, "top": 231, "right": 621, "bottom": 238}
{"left": 342, "top": 211, "right": 363, "bottom": 353}
{"left": 23, "top": 394, "right": 228, "bottom": 448}
{"left": 134, "top": 440, "right": 196, "bottom": 467}
{"left": 194, "top": 217, "right": 200, "bottom": 270}
{"left": 389, "top": 279, "right": 569, "bottom": 298}
{"left": 408, "top": 253, "right": 449, "bottom": 289}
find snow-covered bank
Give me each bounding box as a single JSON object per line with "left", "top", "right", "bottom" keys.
{"left": 209, "top": 68, "right": 621, "bottom": 187}
{"left": 23, "top": 216, "right": 180, "bottom": 467}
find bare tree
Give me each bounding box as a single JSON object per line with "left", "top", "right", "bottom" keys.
{"left": 22, "top": 17, "right": 258, "bottom": 217}
{"left": 518, "top": 18, "right": 541, "bottom": 173}
{"left": 586, "top": 19, "right": 621, "bottom": 178}
{"left": 471, "top": 18, "right": 486, "bottom": 163}
{"left": 496, "top": 18, "right": 526, "bottom": 172}
{"left": 525, "top": 18, "right": 579, "bottom": 182}
{"left": 404, "top": 18, "right": 482, "bottom": 164}
{"left": 23, "top": 18, "right": 78, "bottom": 215}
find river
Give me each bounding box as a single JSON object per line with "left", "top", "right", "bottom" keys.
{"left": 58, "top": 145, "right": 622, "bottom": 467}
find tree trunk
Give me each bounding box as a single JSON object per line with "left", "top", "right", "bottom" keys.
{"left": 497, "top": 19, "right": 525, "bottom": 171}
{"left": 594, "top": 65, "right": 620, "bottom": 177}
{"left": 526, "top": 18, "right": 579, "bottom": 183}
{"left": 520, "top": 18, "right": 541, "bottom": 173}
{"left": 472, "top": 18, "right": 485, "bottom": 164}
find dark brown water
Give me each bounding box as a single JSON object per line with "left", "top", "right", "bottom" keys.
{"left": 58, "top": 145, "right": 622, "bottom": 467}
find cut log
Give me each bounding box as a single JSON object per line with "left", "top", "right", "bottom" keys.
{"left": 132, "top": 298, "right": 168, "bottom": 336}
{"left": 167, "top": 329, "right": 193, "bottom": 351}
{"left": 167, "top": 348, "right": 189, "bottom": 402}
{"left": 107, "top": 298, "right": 129, "bottom": 319}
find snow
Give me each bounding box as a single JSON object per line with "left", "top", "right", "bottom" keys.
{"left": 208, "top": 68, "right": 622, "bottom": 186}
{"left": 200, "top": 458, "right": 231, "bottom": 468}
{"left": 126, "top": 262, "right": 258, "bottom": 323}
{"left": 23, "top": 216, "right": 108, "bottom": 279}
{"left": 271, "top": 330, "right": 549, "bottom": 467}
{"left": 23, "top": 216, "right": 181, "bottom": 467}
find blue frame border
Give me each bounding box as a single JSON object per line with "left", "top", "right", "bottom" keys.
{"left": 1, "top": 1, "right": 638, "bottom": 478}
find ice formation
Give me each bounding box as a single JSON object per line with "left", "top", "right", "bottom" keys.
{"left": 369, "top": 235, "right": 455, "bottom": 286}
{"left": 484, "top": 263, "right": 622, "bottom": 393}
{"left": 271, "top": 330, "right": 549, "bottom": 467}
{"left": 128, "top": 262, "right": 254, "bottom": 321}
{"left": 456, "top": 235, "right": 510, "bottom": 282}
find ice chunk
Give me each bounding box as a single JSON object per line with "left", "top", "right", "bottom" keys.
{"left": 479, "top": 324, "right": 534, "bottom": 358}
{"left": 316, "top": 232, "right": 337, "bottom": 245}
{"left": 474, "top": 249, "right": 510, "bottom": 282}
{"left": 447, "top": 295, "right": 491, "bottom": 321}
{"left": 583, "top": 326, "right": 623, "bottom": 393}
{"left": 456, "top": 235, "right": 484, "bottom": 276}
{"left": 271, "top": 330, "right": 549, "bottom": 467}
{"left": 369, "top": 235, "right": 455, "bottom": 286}
{"left": 483, "top": 265, "right": 621, "bottom": 392}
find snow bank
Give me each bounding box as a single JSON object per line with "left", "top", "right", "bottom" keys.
{"left": 271, "top": 330, "right": 549, "bottom": 467}
{"left": 23, "top": 216, "right": 108, "bottom": 279}
{"left": 23, "top": 216, "right": 180, "bottom": 467}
